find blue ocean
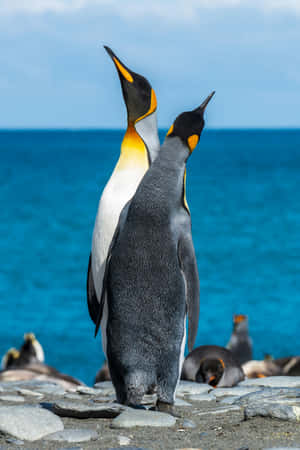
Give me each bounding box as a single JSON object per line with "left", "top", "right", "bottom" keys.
{"left": 0, "top": 129, "right": 299, "bottom": 386}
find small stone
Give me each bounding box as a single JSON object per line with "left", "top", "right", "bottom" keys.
{"left": 118, "top": 435, "right": 131, "bottom": 445}
{"left": 219, "top": 396, "right": 241, "bottom": 405}
{"left": 76, "top": 386, "right": 99, "bottom": 395}
{"left": 44, "top": 429, "right": 98, "bottom": 443}
{"left": 0, "top": 394, "right": 25, "bottom": 403}
{"left": 111, "top": 409, "right": 176, "bottom": 428}
{"left": 108, "top": 448, "right": 149, "bottom": 450}
{"left": 176, "top": 381, "right": 212, "bottom": 396}
{"left": 0, "top": 405, "right": 64, "bottom": 441}
{"left": 51, "top": 400, "right": 127, "bottom": 418}
{"left": 188, "top": 393, "right": 216, "bottom": 402}
{"left": 64, "top": 393, "right": 83, "bottom": 400}
{"left": 17, "top": 388, "right": 44, "bottom": 398}
{"left": 240, "top": 376, "right": 300, "bottom": 389}
{"left": 182, "top": 419, "right": 196, "bottom": 429}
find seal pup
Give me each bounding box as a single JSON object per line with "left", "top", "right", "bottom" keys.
{"left": 96, "top": 93, "right": 215, "bottom": 412}
{"left": 87, "top": 46, "right": 160, "bottom": 336}
{"left": 226, "top": 314, "right": 253, "bottom": 365}
{"left": 182, "top": 345, "right": 244, "bottom": 387}
{"left": 242, "top": 359, "right": 282, "bottom": 378}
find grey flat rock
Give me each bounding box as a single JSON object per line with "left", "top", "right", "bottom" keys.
{"left": 17, "top": 388, "right": 44, "bottom": 398}
{"left": 241, "top": 376, "right": 300, "bottom": 388}
{"left": 263, "top": 448, "right": 300, "bottom": 449}
{"left": 214, "top": 386, "right": 260, "bottom": 398}
{"left": 44, "top": 429, "right": 98, "bottom": 443}
{"left": 51, "top": 400, "right": 127, "bottom": 418}
{"left": 219, "top": 395, "right": 242, "bottom": 405}
{"left": 197, "top": 405, "right": 243, "bottom": 416}
{"left": 93, "top": 381, "right": 115, "bottom": 395}
{"left": 35, "top": 384, "right": 66, "bottom": 396}
{"left": 176, "top": 381, "right": 212, "bottom": 396}
{"left": 111, "top": 409, "right": 176, "bottom": 428}
{"left": 0, "top": 405, "right": 64, "bottom": 441}
{"left": 0, "top": 395, "right": 25, "bottom": 403}
{"left": 174, "top": 398, "right": 191, "bottom": 406}
{"left": 235, "top": 387, "right": 300, "bottom": 406}
{"left": 245, "top": 401, "right": 300, "bottom": 422}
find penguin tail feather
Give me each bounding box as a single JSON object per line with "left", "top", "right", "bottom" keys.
{"left": 123, "top": 370, "right": 153, "bottom": 406}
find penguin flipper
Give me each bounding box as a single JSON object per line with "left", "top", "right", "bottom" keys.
{"left": 87, "top": 253, "right": 99, "bottom": 324}
{"left": 94, "top": 201, "right": 131, "bottom": 337}
{"left": 178, "top": 234, "right": 200, "bottom": 352}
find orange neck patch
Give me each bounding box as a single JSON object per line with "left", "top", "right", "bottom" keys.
{"left": 187, "top": 134, "right": 199, "bottom": 151}
{"left": 116, "top": 123, "right": 149, "bottom": 171}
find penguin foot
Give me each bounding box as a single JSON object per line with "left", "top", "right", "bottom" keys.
{"left": 154, "top": 401, "right": 181, "bottom": 418}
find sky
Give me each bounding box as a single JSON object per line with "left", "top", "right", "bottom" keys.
{"left": 0, "top": 0, "right": 300, "bottom": 128}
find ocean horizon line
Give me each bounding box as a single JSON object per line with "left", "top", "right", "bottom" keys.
{"left": 1, "top": 127, "right": 300, "bottom": 132}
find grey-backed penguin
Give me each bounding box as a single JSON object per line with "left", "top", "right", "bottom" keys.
{"left": 181, "top": 345, "right": 244, "bottom": 387}
{"left": 95, "top": 93, "right": 215, "bottom": 412}
{"left": 87, "top": 47, "right": 160, "bottom": 345}
{"left": 226, "top": 314, "right": 253, "bottom": 365}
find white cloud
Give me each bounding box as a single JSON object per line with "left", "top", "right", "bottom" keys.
{"left": 1, "top": 0, "right": 300, "bottom": 19}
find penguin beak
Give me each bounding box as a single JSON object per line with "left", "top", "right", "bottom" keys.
{"left": 104, "top": 46, "right": 134, "bottom": 84}
{"left": 194, "top": 91, "right": 215, "bottom": 114}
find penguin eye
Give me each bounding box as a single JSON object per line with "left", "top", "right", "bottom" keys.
{"left": 187, "top": 134, "right": 199, "bottom": 151}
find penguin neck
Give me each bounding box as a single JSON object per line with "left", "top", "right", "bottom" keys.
{"left": 116, "top": 122, "right": 150, "bottom": 172}
{"left": 155, "top": 136, "right": 190, "bottom": 213}
{"left": 134, "top": 111, "right": 160, "bottom": 164}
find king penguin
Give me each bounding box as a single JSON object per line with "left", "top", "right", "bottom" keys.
{"left": 95, "top": 92, "right": 215, "bottom": 412}
{"left": 87, "top": 47, "right": 160, "bottom": 346}
{"left": 181, "top": 345, "right": 244, "bottom": 387}
{"left": 226, "top": 314, "right": 253, "bottom": 365}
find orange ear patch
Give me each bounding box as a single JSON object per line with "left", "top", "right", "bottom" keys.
{"left": 113, "top": 57, "right": 133, "bottom": 83}
{"left": 166, "top": 124, "right": 174, "bottom": 136}
{"left": 187, "top": 134, "right": 199, "bottom": 151}
{"left": 219, "top": 359, "right": 225, "bottom": 369}
{"left": 136, "top": 89, "right": 157, "bottom": 123}
{"left": 234, "top": 314, "right": 246, "bottom": 324}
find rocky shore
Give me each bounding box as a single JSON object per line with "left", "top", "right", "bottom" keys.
{"left": 0, "top": 377, "right": 300, "bottom": 449}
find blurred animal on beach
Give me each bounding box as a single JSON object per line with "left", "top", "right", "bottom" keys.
{"left": 87, "top": 46, "right": 160, "bottom": 347}
{"left": 242, "top": 359, "right": 283, "bottom": 378}
{"left": 1, "top": 333, "right": 44, "bottom": 369}
{"left": 182, "top": 345, "right": 244, "bottom": 387}
{"left": 226, "top": 314, "right": 253, "bottom": 365}
{"left": 95, "top": 359, "right": 111, "bottom": 383}
{"left": 0, "top": 333, "right": 84, "bottom": 390}
{"left": 96, "top": 94, "right": 214, "bottom": 413}
{"left": 273, "top": 356, "right": 300, "bottom": 376}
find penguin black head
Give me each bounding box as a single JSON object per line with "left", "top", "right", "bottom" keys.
{"left": 19, "top": 332, "right": 45, "bottom": 364}
{"left": 195, "top": 357, "right": 225, "bottom": 387}
{"left": 104, "top": 46, "right": 157, "bottom": 124}
{"left": 1, "top": 348, "right": 20, "bottom": 370}
{"left": 166, "top": 91, "right": 215, "bottom": 152}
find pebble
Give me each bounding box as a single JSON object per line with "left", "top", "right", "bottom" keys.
{"left": 182, "top": 419, "right": 196, "bottom": 429}
{"left": 17, "top": 388, "right": 44, "bottom": 398}
{"left": 0, "top": 405, "right": 64, "bottom": 441}
{"left": 176, "top": 381, "right": 212, "bottom": 396}
{"left": 51, "top": 400, "right": 127, "bottom": 418}
{"left": 76, "top": 386, "right": 99, "bottom": 395}
{"left": 5, "top": 437, "right": 24, "bottom": 445}
{"left": 111, "top": 409, "right": 176, "bottom": 428}
{"left": 44, "top": 428, "right": 98, "bottom": 443}
{"left": 188, "top": 393, "right": 216, "bottom": 402}
{"left": 241, "top": 376, "right": 300, "bottom": 389}
{"left": 0, "top": 394, "right": 25, "bottom": 403}
{"left": 118, "top": 435, "right": 131, "bottom": 445}
{"left": 108, "top": 448, "right": 149, "bottom": 450}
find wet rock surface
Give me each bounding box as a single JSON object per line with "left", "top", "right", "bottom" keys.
{"left": 0, "top": 379, "right": 299, "bottom": 448}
